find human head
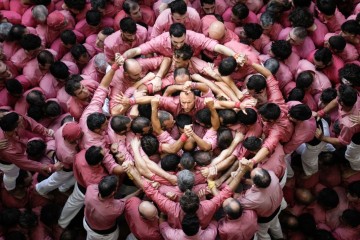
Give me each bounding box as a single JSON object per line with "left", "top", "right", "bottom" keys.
{"left": 338, "top": 84, "right": 357, "bottom": 111}
{"left": 138, "top": 104, "right": 152, "bottom": 119}
{"left": 231, "top": 3, "right": 249, "bottom": 24}
{"left": 32, "top": 5, "right": 48, "bottom": 23}
{"left": 295, "top": 188, "right": 315, "bottom": 205}
{"left": 110, "top": 115, "right": 131, "bottom": 134}
{"left": 8, "top": 24, "right": 27, "bottom": 42}
{"left": 19, "top": 210, "right": 38, "bottom": 229}
{"left": 26, "top": 138, "right": 46, "bottom": 159}
{"left": 123, "top": 0, "right": 142, "bottom": 20}
{"left": 260, "top": 11, "right": 275, "bottom": 32}
{"left": 86, "top": 10, "right": 102, "bottom": 27}
{"left": 287, "top": 87, "right": 305, "bottom": 102}
{"left": 258, "top": 103, "right": 281, "bottom": 122}
{"left": 316, "top": 0, "right": 336, "bottom": 16}
{"left": 140, "top": 134, "right": 159, "bottom": 156}
{"left": 314, "top": 47, "right": 333, "bottom": 68}
{"left": 298, "top": 213, "right": 317, "bottom": 236}
{"left": 85, "top": 146, "right": 104, "bottom": 166}
{"left": 243, "top": 23, "right": 263, "bottom": 41}
{"left": 0, "top": 22, "right": 13, "bottom": 41}
{"left": 179, "top": 91, "right": 195, "bottom": 113}
{"left": 96, "top": 27, "right": 114, "bottom": 50}
{"left": 26, "top": 89, "right": 45, "bottom": 106}
{"left": 177, "top": 169, "right": 195, "bottom": 192}
{"left": 131, "top": 116, "right": 151, "bottom": 134}
{"left": 263, "top": 58, "right": 280, "bottom": 75}
{"left": 339, "top": 63, "right": 360, "bottom": 86}
{"left": 341, "top": 20, "right": 360, "bottom": 40}
{"left": 174, "top": 67, "right": 190, "bottom": 84}
{"left": 60, "top": 30, "right": 76, "bottom": 48}
{"left": 37, "top": 50, "right": 54, "bottom": 71}
{"left": 120, "top": 17, "right": 137, "bottom": 43}
{"left": 289, "top": 7, "right": 314, "bottom": 28}
{"left": 271, "top": 40, "right": 292, "bottom": 60}
{"left": 296, "top": 71, "right": 314, "bottom": 90}
{"left": 287, "top": 27, "right": 307, "bottom": 45}
{"left": 219, "top": 56, "right": 237, "bottom": 76}
{"left": 44, "top": 100, "right": 61, "bottom": 118}
{"left": 200, "top": 0, "right": 216, "bottom": 15}
{"left": 175, "top": 114, "right": 192, "bottom": 131}
{"left": 320, "top": 87, "right": 337, "bottom": 105}
{"left": 65, "top": 79, "right": 89, "bottom": 101}
{"left": 158, "top": 110, "right": 175, "bottom": 130}
{"left": 218, "top": 109, "right": 237, "bottom": 126}
{"left": 98, "top": 175, "right": 118, "bottom": 198}
{"left": 0, "top": 112, "right": 19, "bottom": 132}
{"left": 173, "top": 43, "right": 193, "bottom": 68}
{"left": 292, "top": 0, "right": 311, "bottom": 7}
{"left": 0, "top": 208, "right": 21, "bottom": 228}
{"left": 195, "top": 108, "right": 211, "bottom": 128}
{"left": 5, "top": 79, "right": 23, "bottom": 97}
{"left": 62, "top": 122, "right": 83, "bottom": 143}
{"left": 217, "top": 127, "right": 233, "bottom": 150}
{"left": 193, "top": 151, "right": 212, "bottom": 166}
{"left": 288, "top": 104, "right": 312, "bottom": 122}
{"left": 179, "top": 190, "right": 200, "bottom": 213}
{"left": 251, "top": 168, "right": 271, "bottom": 188}
{"left": 169, "top": 0, "right": 187, "bottom": 24}
{"left": 91, "top": 0, "right": 106, "bottom": 12}
{"left": 161, "top": 154, "right": 180, "bottom": 171}
{"left": 20, "top": 34, "right": 42, "bottom": 55}
{"left": 71, "top": 44, "right": 90, "bottom": 65}
{"left": 87, "top": 112, "right": 107, "bottom": 132}
{"left": 223, "top": 198, "right": 243, "bottom": 219}
{"left": 47, "top": 11, "right": 67, "bottom": 30}
{"left": 243, "top": 136, "right": 262, "bottom": 153}
{"left": 317, "top": 187, "right": 339, "bottom": 210}
{"left": 27, "top": 105, "right": 43, "bottom": 121}
{"left": 138, "top": 201, "right": 159, "bottom": 221}
{"left": 237, "top": 108, "right": 258, "bottom": 125}
{"left": 328, "top": 35, "right": 346, "bottom": 53}
{"left": 123, "top": 59, "right": 143, "bottom": 81}
{"left": 182, "top": 214, "right": 199, "bottom": 236}
{"left": 50, "top": 61, "right": 70, "bottom": 81}
{"left": 94, "top": 52, "right": 108, "bottom": 73}
{"left": 247, "top": 74, "right": 267, "bottom": 95}
{"left": 169, "top": 23, "right": 186, "bottom": 49}
{"left": 0, "top": 61, "right": 13, "bottom": 80}
{"left": 64, "top": 0, "right": 86, "bottom": 14}
{"left": 180, "top": 152, "right": 195, "bottom": 170}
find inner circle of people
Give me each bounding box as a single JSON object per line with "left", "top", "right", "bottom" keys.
{"left": 0, "top": 0, "right": 360, "bottom": 239}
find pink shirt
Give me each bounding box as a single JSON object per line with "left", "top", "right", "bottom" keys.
{"left": 159, "top": 95, "right": 206, "bottom": 119}
{"left": 333, "top": 225, "right": 360, "bottom": 240}
{"left": 75, "top": 18, "right": 114, "bottom": 39}
{"left": 124, "top": 197, "right": 162, "bottom": 240}
{"left": 151, "top": 7, "right": 201, "bottom": 39}
{"left": 113, "top": 5, "right": 156, "bottom": 31}
{"left": 104, "top": 26, "right": 148, "bottom": 62}
{"left": 338, "top": 96, "right": 360, "bottom": 145}
{"left": 61, "top": 43, "right": 96, "bottom": 70}
{"left": 324, "top": 33, "right": 359, "bottom": 63}
{"left": 258, "top": 144, "right": 286, "bottom": 180}
{"left": 10, "top": 48, "right": 39, "bottom": 71}
{"left": 262, "top": 22, "right": 282, "bottom": 41}
{"left": 222, "top": 8, "right": 258, "bottom": 25}
{"left": 218, "top": 209, "right": 258, "bottom": 240}
{"left": 160, "top": 221, "right": 217, "bottom": 240}
{"left": 85, "top": 34, "right": 103, "bottom": 55}
{"left": 224, "top": 0, "right": 263, "bottom": 13}
{"left": 316, "top": 7, "right": 345, "bottom": 33}
{"left": 50, "top": 38, "right": 71, "bottom": 61}
{"left": 202, "top": 128, "right": 217, "bottom": 150}
{"left": 14, "top": 87, "right": 46, "bottom": 116}
{"left": 54, "top": 123, "right": 79, "bottom": 169}
{"left": 107, "top": 124, "right": 133, "bottom": 163}
{"left": 82, "top": 56, "right": 105, "bottom": 83}
{"left": 309, "top": 19, "right": 328, "bottom": 48}
{"left": 238, "top": 171, "right": 282, "bottom": 217}
{"left": 139, "top": 30, "right": 218, "bottom": 58}
{"left": 79, "top": 86, "right": 109, "bottom": 150}
{"left": 0, "top": 88, "right": 18, "bottom": 109}
{"left": 144, "top": 180, "right": 233, "bottom": 229}
{"left": 85, "top": 184, "right": 125, "bottom": 230}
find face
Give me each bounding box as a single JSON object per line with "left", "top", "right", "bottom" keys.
{"left": 340, "top": 31, "right": 356, "bottom": 41}
{"left": 172, "top": 13, "right": 186, "bottom": 24}
{"left": 173, "top": 55, "right": 189, "bottom": 68}
{"left": 78, "top": 53, "right": 90, "bottom": 65}
{"left": 0, "top": 61, "right": 12, "bottom": 79}
{"left": 163, "top": 115, "right": 175, "bottom": 130}
{"left": 126, "top": 66, "right": 143, "bottom": 81}
{"left": 39, "top": 63, "right": 52, "bottom": 71}
{"left": 171, "top": 34, "right": 186, "bottom": 49}
{"left": 180, "top": 92, "right": 195, "bottom": 113}
{"left": 95, "top": 32, "right": 107, "bottom": 50}
{"left": 175, "top": 74, "right": 190, "bottom": 84}
{"left": 287, "top": 31, "right": 304, "bottom": 45}
{"left": 74, "top": 84, "right": 90, "bottom": 100}
{"left": 347, "top": 192, "right": 358, "bottom": 202}
{"left": 202, "top": 3, "right": 215, "bottom": 14}
{"left": 313, "top": 59, "right": 326, "bottom": 69}
{"left": 25, "top": 46, "right": 42, "bottom": 56}
{"left": 230, "top": 13, "right": 241, "bottom": 24}
{"left": 130, "top": 6, "right": 142, "bottom": 20}
{"left": 142, "top": 125, "right": 152, "bottom": 134}
{"left": 122, "top": 32, "right": 136, "bottom": 43}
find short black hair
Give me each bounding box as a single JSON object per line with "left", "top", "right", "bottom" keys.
{"left": 243, "top": 136, "right": 262, "bottom": 151}
{"left": 338, "top": 84, "right": 357, "bottom": 107}
{"left": 44, "top": 100, "right": 61, "bottom": 117}
{"left": 0, "top": 112, "right": 19, "bottom": 131}
{"left": 141, "top": 134, "right": 159, "bottom": 156}
{"left": 314, "top": 47, "right": 333, "bottom": 65}
{"left": 161, "top": 154, "right": 180, "bottom": 171}
{"left": 247, "top": 75, "right": 267, "bottom": 93}
{"left": 218, "top": 109, "right": 237, "bottom": 126}
{"left": 341, "top": 20, "right": 360, "bottom": 35}
{"left": 237, "top": 108, "right": 258, "bottom": 125}
{"left": 289, "top": 104, "right": 312, "bottom": 121}
{"left": 169, "top": 23, "right": 186, "bottom": 38}
{"left": 328, "top": 35, "right": 346, "bottom": 51}
{"left": 253, "top": 168, "right": 271, "bottom": 188}
{"left": 181, "top": 214, "right": 199, "bottom": 236}
{"left": 20, "top": 34, "right": 41, "bottom": 51}
{"left": 195, "top": 108, "right": 211, "bottom": 127}
{"left": 120, "top": 17, "right": 137, "bottom": 34}
{"left": 217, "top": 127, "right": 233, "bottom": 150}
{"left": 287, "top": 88, "right": 305, "bottom": 102}
{"left": 320, "top": 87, "right": 337, "bottom": 104}
{"left": 218, "top": 57, "right": 237, "bottom": 76}
{"left": 289, "top": 7, "right": 314, "bottom": 28}
{"left": 60, "top": 30, "right": 77, "bottom": 45}
{"left": 5, "top": 78, "right": 23, "bottom": 95}
{"left": 243, "top": 23, "right": 263, "bottom": 40}
{"left": 37, "top": 50, "right": 55, "bottom": 66}
{"left": 317, "top": 0, "right": 336, "bottom": 16}
{"left": 86, "top": 10, "right": 102, "bottom": 26}
{"left": 258, "top": 103, "right": 281, "bottom": 120}
{"left": 85, "top": 146, "right": 103, "bottom": 165}
{"left": 110, "top": 115, "right": 131, "bottom": 133}
{"left": 339, "top": 63, "right": 360, "bottom": 87}
{"left": 232, "top": 3, "right": 249, "bottom": 19}
{"left": 26, "top": 139, "right": 46, "bottom": 158}
{"left": 180, "top": 152, "right": 195, "bottom": 170}
{"left": 131, "top": 116, "right": 151, "bottom": 134}
{"left": 50, "top": 61, "right": 70, "bottom": 80}
{"left": 169, "top": 0, "right": 187, "bottom": 15}
{"left": 176, "top": 114, "right": 192, "bottom": 129}
{"left": 296, "top": 71, "right": 314, "bottom": 89}
{"left": 71, "top": 44, "right": 88, "bottom": 61}
{"left": 317, "top": 187, "right": 339, "bottom": 209}
{"left": 98, "top": 175, "right": 118, "bottom": 197}
{"left": 87, "top": 112, "right": 106, "bottom": 131}
{"left": 271, "top": 40, "right": 292, "bottom": 60}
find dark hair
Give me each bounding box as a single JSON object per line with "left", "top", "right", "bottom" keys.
{"left": 338, "top": 84, "right": 357, "bottom": 107}
{"left": 131, "top": 116, "right": 151, "bottom": 134}
{"left": 348, "top": 181, "right": 360, "bottom": 198}
{"left": 316, "top": 0, "right": 336, "bottom": 16}
{"left": 289, "top": 7, "right": 314, "bottom": 28}
{"left": 86, "top": 10, "right": 102, "bottom": 26}
{"left": 314, "top": 47, "right": 332, "bottom": 65}
{"left": 101, "top": 27, "right": 115, "bottom": 36}
{"left": 8, "top": 24, "right": 27, "bottom": 41}
{"left": 180, "top": 152, "right": 195, "bottom": 170}
{"left": 218, "top": 57, "right": 237, "bottom": 76}
{"left": 141, "top": 134, "right": 159, "bottom": 156}
{"left": 181, "top": 214, "right": 199, "bottom": 236}
{"left": 253, "top": 168, "right": 271, "bottom": 188}
{"left": 317, "top": 188, "right": 339, "bottom": 209}
{"left": 20, "top": 34, "right": 41, "bottom": 51}
{"left": 298, "top": 213, "right": 317, "bottom": 236}
{"left": 161, "top": 154, "right": 180, "bottom": 171}
{"left": 237, "top": 108, "right": 257, "bottom": 125}
{"left": 314, "top": 229, "right": 336, "bottom": 240}
{"left": 27, "top": 105, "right": 44, "bottom": 121}
{"left": 296, "top": 71, "right": 314, "bottom": 89}
{"left": 138, "top": 104, "right": 152, "bottom": 119}
{"left": 90, "top": 0, "right": 106, "bottom": 10}
{"left": 341, "top": 20, "right": 360, "bottom": 35}
{"left": 243, "top": 23, "right": 263, "bottom": 40}
{"left": 87, "top": 112, "right": 107, "bottom": 131}
{"left": 4, "top": 231, "right": 26, "bottom": 240}
{"left": 120, "top": 17, "right": 137, "bottom": 34}
{"left": 169, "top": 23, "right": 186, "bottom": 38}
{"left": 5, "top": 79, "right": 23, "bottom": 95}
{"left": 287, "top": 87, "right": 305, "bottom": 102}
{"left": 195, "top": 108, "right": 211, "bottom": 127}
{"left": 223, "top": 198, "right": 243, "bottom": 219}
{"left": 243, "top": 136, "right": 262, "bottom": 151}
{"left": 218, "top": 109, "right": 237, "bottom": 126}
{"left": 258, "top": 103, "right": 281, "bottom": 120}
{"left": 37, "top": 50, "right": 55, "bottom": 66}
{"left": 339, "top": 63, "right": 360, "bottom": 87}
{"left": 264, "top": 58, "right": 280, "bottom": 74}
{"left": 110, "top": 115, "right": 131, "bottom": 133}
{"left": 289, "top": 104, "right": 312, "bottom": 121}
{"left": 0, "top": 112, "right": 19, "bottom": 131}
{"left": 98, "top": 175, "right": 118, "bottom": 197}
{"left": 320, "top": 87, "right": 337, "bottom": 104}
{"left": 64, "top": 0, "right": 86, "bottom": 11}
{"left": 292, "top": 0, "right": 311, "bottom": 7}
{"left": 50, "top": 61, "right": 70, "bottom": 80}
{"left": 174, "top": 43, "right": 193, "bottom": 60}
{"left": 0, "top": 208, "right": 21, "bottom": 228}
{"left": 341, "top": 209, "right": 360, "bottom": 227}
{"left": 26, "top": 90, "right": 45, "bottom": 106}
{"left": 44, "top": 100, "right": 61, "bottom": 117}
{"left": 271, "top": 40, "right": 292, "bottom": 60}
{"left": 217, "top": 127, "right": 233, "bottom": 150}
{"left": 71, "top": 44, "right": 88, "bottom": 61}
{"left": 193, "top": 151, "right": 211, "bottom": 166}
{"left": 169, "top": 0, "right": 187, "bottom": 15}
{"left": 179, "top": 190, "right": 200, "bottom": 213}
{"left": 247, "top": 75, "right": 267, "bottom": 93}
{"left": 40, "top": 204, "right": 62, "bottom": 227}
{"left": 200, "top": 0, "right": 215, "bottom": 6}
{"left": 123, "top": 0, "right": 139, "bottom": 14}
{"left": 85, "top": 146, "right": 104, "bottom": 165}
{"left": 60, "top": 30, "right": 77, "bottom": 46}
{"left": 176, "top": 114, "right": 192, "bottom": 129}
{"left": 232, "top": 3, "right": 249, "bottom": 19}
{"left": 26, "top": 139, "right": 46, "bottom": 158}
{"left": 260, "top": 11, "right": 275, "bottom": 28}
{"left": 65, "top": 79, "right": 82, "bottom": 96}
{"left": 328, "top": 35, "right": 346, "bottom": 51}
{"left": 19, "top": 210, "right": 38, "bottom": 229}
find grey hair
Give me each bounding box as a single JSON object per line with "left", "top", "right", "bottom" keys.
{"left": 292, "top": 27, "right": 307, "bottom": 40}
{"left": 94, "top": 53, "right": 108, "bottom": 72}
{"left": 177, "top": 169, "right": 195, "bottom": 192}
{"left": 32, "top": 5, "right": 49, "bottom": 22}
{"left": 0, "top": 22, "right": 13, "bottom": 40}
{"left": 260, "top": 11, "right": 275, "bottom": 28}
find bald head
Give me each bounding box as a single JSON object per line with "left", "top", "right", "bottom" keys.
{"left": 123, "top": 59, "right": 142, "bottom": 81}
{"left": 223, "top": 198, "right": 242, "bottom": 219}
{"left": 295, "top": 188, "right": 314, "bottom": 205}
{"left": 208, "top": 21, "right": 225, "bottom": 41}
{"left": 138, "top": 201, "right": 158, "bottom": 220}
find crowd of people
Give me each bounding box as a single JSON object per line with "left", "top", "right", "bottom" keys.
{"left": 0, "top": 0, "right": 360, "bottom": 239}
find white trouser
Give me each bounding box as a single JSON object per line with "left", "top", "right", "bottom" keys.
{"left": 296, "top": 119, "right": 335, "bottom": 176}
{"left": 126, "top": 233, "right": 138, "bottom": 240}
{"left": 83, "top": 218, "right": 119, "bottom": 240}
{"left": 254, "top": 198, "right": 287, "bottom": 240}
{"left": 285, "top": 154, "right": 294, "bottom": 178}
{"left": 58, "top": 182, "right": 85, "bottom": 228}
{"left": 345, "top": 141, "right": 360, "bottom": 171}
{"left": 36, "top": 170, "right": 75, "bottom": 195}
{"left": 279, "top": 167, "right": 287, "bottom": 189}
{"left": 0, "top": 163, "right": 19, "bottom": 191}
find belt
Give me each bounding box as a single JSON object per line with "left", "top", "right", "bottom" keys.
{"left": 77, "top": 183, "right": 87, "bottom": 194}
{"left": 257, "top": 205, "right": 281, "bottom": 223}
{"left": 62, "top": 167, "right": 73, "bottom": 172}
{"left": 85, "top": 220, "right": 117, "bottom": 235}
{"left": 0, "top": 159, "right": 11, "bottom": 165}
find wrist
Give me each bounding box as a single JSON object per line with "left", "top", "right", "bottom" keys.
{"left": 111, "top": 63, "right": 119, "bottom": 71}
{"left": 129, "top": 97, "right": 136, "bottom": 106}
{"left": 234, "top": 101, "right": 241, "bottom": 108}
{"left": 207, "top": 180, "right": 216, "bottom": 189}
{"left": 191, "top": 82, "right": 197, "bottom": 90}
{"left": 317, "top": 109, "right": 325, "bottom": 118}
{"left": 250, "top": 158, "right": 257, "bottom": 165}
{"left": 180, "top": 133, "right": 188, "bottom": 142}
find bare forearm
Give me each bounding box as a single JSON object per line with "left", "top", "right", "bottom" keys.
{"left": 162, "top": 139, "right": 184, "bottom": 154}
{"left": 191, "top": 134, "right": 211, "bottom": 151}
{"left": 214, "top": 44, "right": 236, "bottom": 57}
{"left": 252, "top": 147, "right": 270, "bottom": 164}
{"left": 216, "top": 155, "right": 236, "bottom": 172}
{"left": 123, "top": 47, "right": 142, "bottom": 59}
{"left": 251, "top": 63, "right": 272, "bottom": 78}
{"left": 320, "top": 136, "right": 342, "bottom": 146}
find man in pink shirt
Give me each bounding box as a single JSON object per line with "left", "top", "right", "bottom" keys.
{"left": 324, "top": 34, "right": 359, "bottom": 63}
{"left": 50, "top": 30, "right": 77, "bottom": 61}
{"left": 151, "top": 0, "right": 201, "bottom": 39}
{"left": 85, "top": 27, "right": 115, "bottom": 55}
{"left": 222, "top": 3, "right": 258, "bottom": 29}
{"left": 224, "top": 0, "right": 263, "bottom": 13}
{"left": 61, "top": 43, "right": 96, "bottom": 71}
{"left": 104, "top": 17, "right": 147, "bottom": 64}
{"left": 268, "top": 40, "right": 300, "bottom": 77}
{"left": 259, "top": 11, "right": 282, "bottom": 41}
{"left": 333, "top": 209, "right": 360, "bottom": 240}
{"left": 316, "top": 0, "right": 345, "bottom": 33}
{"left": 192, "top": 0, "right": 227, "bottom": 18}
{"left": 82, "top": 53, "right": 108, "bottom": 83}
{"left": 21, "top": 5, "right": 48, "bottom": 28}
{"left": 218, "top": 198, "right": 258, "bottom": 240}
{"left": 0, "top": 78, "right": 23, "bottom": 108}
{"left": 278, "top": 27, "right": 315, "bottom": 59}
